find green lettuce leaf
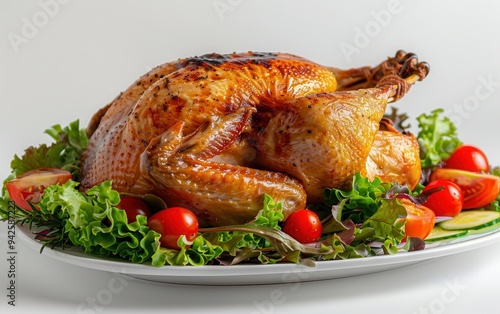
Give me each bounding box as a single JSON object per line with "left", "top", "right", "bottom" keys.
{"left": 362, "top": 198, "right": 406, "bottom": 254}
{"left": 416, "top": 108, "right": 462, "bottom": 168}
{"left": 319, "top": 173, "right": 408, "bottom": 256}
{"left": 202, "top": 194, "right": 284, "bottom": 252}
{"left": 322, "top": 173, "right": 392, "bottom": 223}
{"left": 10, "top": 120, "right": 88, "bottom": 179}
{"left": 151, "top": 235, "right": 224, "bottom": 266}
{"left": 37, "top": 180, "right": 161, "bottom": 264}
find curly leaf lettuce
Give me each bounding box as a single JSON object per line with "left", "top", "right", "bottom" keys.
{"left": 416, "top": 108, "right": 462, "bottom": 167}
{"left": 320, "top": 173, "right": 408, "bottom": 255}
{"left": 363, "top": 198, "right": 406, "bottom": 254}
{"left": 34, "top": 180, "right": 225, "bottom": 266}
{"left": 202, "top": 194, "right": 284, "bottom": 252}
{"left": 10, "top": 120, "right": 88, "bottom": 178}
{"left": 322, "top": 173, "right": 392, "bottom": 223}
{"left": 38, "top": 180, "right": 160, "bottom": 264}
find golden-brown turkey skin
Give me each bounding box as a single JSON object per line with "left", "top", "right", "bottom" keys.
{"left": 81, "top": 52, "right": 338, "bottom": 225}
{"left": 80, "top": 51, "right": 428, "bottom": 226}
{"left": 256, "top": 88, "right": 394, "bottom": 204}
{"left": 85, "top": 61, "right": 187, "bottom": 139}
{"left": 366, "top": 119, "right": 421, "bottom": 190}
{"left": 81, "top": 52, "right": 338, "bottom": 191}
{"left": 141, "top": 117, "right": 308, "bottom": 226}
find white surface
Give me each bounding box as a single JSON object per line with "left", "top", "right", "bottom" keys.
{"left": 2, "top": 0, "right": 500, "bottom": 313}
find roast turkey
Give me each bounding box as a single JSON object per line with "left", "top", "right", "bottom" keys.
{"left": 80, "top": 50, "right": 429, "bottom": 226}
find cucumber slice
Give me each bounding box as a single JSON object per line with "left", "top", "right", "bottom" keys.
{"left": 439, "top": 210, "right": 500, "bottom": 231}
{"left": 425, "top": 226, "right": 468, "bottom": 243}
{"left": 468, "top": 221, "right": 500, "bottom": 235}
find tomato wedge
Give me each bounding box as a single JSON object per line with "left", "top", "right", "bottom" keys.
{"left": 429, "top": 168, "right": 500, "bottom": 209}
{"left": 5, "top": 168, "right": 72, "bottom": 210}
{"left": 399, "top": 198, "right": 436, "bottom": 240}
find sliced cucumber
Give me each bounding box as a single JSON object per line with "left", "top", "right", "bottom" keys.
{"left": 425, "top": 226, "right": 468, "bottom": 243}
{"left": 439, "top": 210, "right": 500, "bottom": 231}
{"left": 468, "top": 221, "right": 500, "bottom": 235}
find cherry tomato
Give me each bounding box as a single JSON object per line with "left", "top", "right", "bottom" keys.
{"left": 6, "top": 168, "right": 72, "bottom": 210}
{"left": 282, "top": 209, "right": 322, "bottom": 243}
{"left": 430, "top": 168, "right": 500, "bottom": 209}
{"left": 147, "top": 207, "right": 199, "bottom": 250}
{"left": 117, "top": 197, "right": 151, "bottom": 223}
{"left": 399, "top": 198, "right": 435, "bottom": 240}
{"left": 444, "top": 145, "right": 490, "bottom": 173}
{"left": 423, "top": 179, "right": 464, "bottom": 217}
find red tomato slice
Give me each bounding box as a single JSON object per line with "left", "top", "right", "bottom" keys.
{"left": 147, "top": 207, "right": 199, "bottom": 250}
{"left": 399, "top": 198, "right": 436, "bottom": 240}
{"left": 6, "top": 168, "right": 72, "bottom": 210}
{"left": 444, "top": 145, "right": 490, "bottom": 173}
{"left": 429, "top": 168, "right": 500, "bottom": 209}
{"left": 282, "top": 209, "right": 322, "bottom": 243}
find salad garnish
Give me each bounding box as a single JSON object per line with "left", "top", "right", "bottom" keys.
{"left": 1, "top": 109, "right": 500, "bottom": 267}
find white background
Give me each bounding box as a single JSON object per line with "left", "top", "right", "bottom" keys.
{"left": 1, "top": 1, "right": 500, "bottom": 313}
